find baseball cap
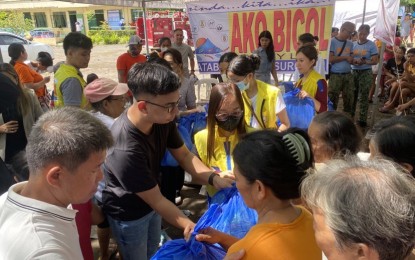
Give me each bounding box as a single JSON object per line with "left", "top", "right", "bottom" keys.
{"left": 128, "top": 35, "right": 143, "bottom": 45}
{"left": 84, "top": 78, "right": 129, "bottom": 103}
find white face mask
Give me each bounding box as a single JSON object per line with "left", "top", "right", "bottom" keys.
{"left": 160, "top": 47, "right": 168, "bottom": 52}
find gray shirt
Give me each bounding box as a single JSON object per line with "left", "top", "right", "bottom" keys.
{"left": 178, "top": 77, "right": 196, "bottom": 111}
{"left": 172, "top": 43, "right": 194, "bottom": 77}
{"left": 60, "top": 77, "right": 83, "bottom": 107}
{"left": 254, "top": 47, "right": 274, "bottom": 84}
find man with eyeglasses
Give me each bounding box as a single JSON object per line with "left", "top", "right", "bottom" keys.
{"left": 101, "top": 62, "right": 233, "bottom": 260}
{"left": 328, "top": 21, "right": 356, "bottom": 117}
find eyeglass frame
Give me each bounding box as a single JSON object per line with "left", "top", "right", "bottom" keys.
{"left": 215, "top": 110, "right": 243, "bottom": 122}
{"left": 137, "top": 97, "right": 181, "bottom": 113}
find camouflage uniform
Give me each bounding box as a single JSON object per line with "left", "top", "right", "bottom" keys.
{"left": 328, "top": 73, "right": 355, "bottom": 116}
{"left": 352, "top": 69, "right": 373, "bottom": 123}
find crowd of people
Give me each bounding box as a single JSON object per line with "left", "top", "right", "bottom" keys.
{"left": 0, "top": 22, "right": 414, "bottom": 260}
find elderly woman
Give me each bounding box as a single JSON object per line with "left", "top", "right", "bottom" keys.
{"left": 307, "top": 111, "right": 362, "bottom": 164}
{"left": 302, "top": 158, "right": 415, "bottom": 260}
{"left": 196, "top": 129, "right": 321, "bottom": 259}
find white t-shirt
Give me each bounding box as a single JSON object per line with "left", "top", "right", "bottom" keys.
{"left": 0, "top": 182, "right": 83, "bottom": 259}
{"left": 249, "top": 91, "right": 286, "bottom": 129}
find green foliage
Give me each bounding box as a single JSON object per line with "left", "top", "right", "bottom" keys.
{"left": 0, "top": 11, "right": 34, "bottom": 36}
{"left": 88, "top": 28, "right": 134, "bottom": 45}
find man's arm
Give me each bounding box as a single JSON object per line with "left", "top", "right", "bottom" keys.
{"left": 189, "top": 58, "right": 196, "bottom": 75}
{"left": 137, "top": 185, "right": 194, "bottom": 232}
{"left": 117, "top": 70, "right": 126, "bottom": 83}
{"left": 170, "top": 145, "right": 233, "bottom": 189}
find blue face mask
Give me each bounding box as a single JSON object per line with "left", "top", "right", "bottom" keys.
{"left": 236, "top": 81, "right": 249, "bottom": 91}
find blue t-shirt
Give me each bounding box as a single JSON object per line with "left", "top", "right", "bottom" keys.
{"left": 330, "top": 37, "right": 354, "bottom": 73}
{"left": 351, "top": 40, "right": 378, "bottom": 70}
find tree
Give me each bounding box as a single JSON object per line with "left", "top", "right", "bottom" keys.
{"left": 0, "top": 11, "right": 34, "bottom": 36}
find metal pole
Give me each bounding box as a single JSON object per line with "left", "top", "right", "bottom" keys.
{"left": 142, "top": 0, "right": 150, "bottom": 55}
{"left": 362, "top": 0, "right": 367, "bottom": 25}
{"left": 370, "top": 42, "right": 385, "bottom": 128}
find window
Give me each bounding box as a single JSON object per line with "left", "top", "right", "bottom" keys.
{"left": 95, "top": 10, "right": 105, "bottom": 26}
{"left": 131, "top": 9, "right": 142, "bottom": 22}
{"left": 34, "top": 12, "right": 47, "bottom": 27}
{"left": 52, "top": 12, "right": 67, "bottom": 28}
{"left": 23, "top": 12, "right": 32, "bottom": 21}
{"left": 0, "top": 35, "right": 25, "bottom": 45}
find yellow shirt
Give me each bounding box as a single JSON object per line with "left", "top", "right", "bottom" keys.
{"left": 227, "top": 206, "right": 322, "bottom": 260}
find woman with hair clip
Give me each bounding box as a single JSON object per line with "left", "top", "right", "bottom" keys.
{"left": 293, "top": 33, "right": 326, "bottom": 81}
{"left": 194, "top": 82, "right": 247, "bottom": 197}
{"left": 295, "top": 45, "right": 328, "bottom": 113}
{"left": 253, "top": 30, "right": 278, "bottom": 85}
{"left": 0, "top": 63, "right": 43, "bottom": 164}
{"left": 8, "top": 43, "right": 51, "bottom": 111}
{"left": 195, "top": 129, "right": 321, "bottom": 259}
{"left": 227, "top": 54, "right": 290, "bottom": 131}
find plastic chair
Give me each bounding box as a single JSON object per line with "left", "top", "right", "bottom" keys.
{"left": 194, "top": 78, "right": 218, "bottom": 105}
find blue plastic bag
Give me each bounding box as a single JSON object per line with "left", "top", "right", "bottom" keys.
{"left": 151, "top": 186, "right": 257, "bottom": 260}
{"left": 283, "top": 88, "right": 315, "bottom": 130}
{"left": 161, "top": 124, "right": 193, "bottom": 167}
{"left": 178, "top": 112, "right": 207, "bottom": 139}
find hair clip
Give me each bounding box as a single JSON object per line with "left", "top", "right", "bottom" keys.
{"left": 282, "top": 133, "right": 311, "bottom": 165}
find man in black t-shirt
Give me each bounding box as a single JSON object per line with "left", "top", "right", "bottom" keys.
{"left": 102, "top": 62, "right": 233, "bottom": 260}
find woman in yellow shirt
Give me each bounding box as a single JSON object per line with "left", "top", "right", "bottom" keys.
{"left": 227, "top": 54, "right": 290, "bottom": 131}
{"left": 194, "top": 82, "right": 247, "bottom": 197}
{"left": 195, "top": 129, "right": 321, "bottom": 260}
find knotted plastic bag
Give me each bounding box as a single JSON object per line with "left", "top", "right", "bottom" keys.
{"left": 151, "top": 186, "right": 257, "bottom": 260}
{"left": 283, "top": 88, "right": 315, "bottom": 130}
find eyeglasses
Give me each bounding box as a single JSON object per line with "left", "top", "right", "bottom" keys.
{"left": 344, "top": 29, "right": 354, "bottom": 35}
{"left": 138, "top": 97, "right": 181, "bottom": 113}
{"left": 216, "top": 110, "right": 243, "bottom": 121}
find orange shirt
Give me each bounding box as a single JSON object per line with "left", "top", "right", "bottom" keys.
{"left": 116, "top": 52, "right": 147, "bottom": 83}
{"left": 227, "top": 206, "right": 321, "bottom": 260}
{"left": 14, "top": 61, "right": 46, "bottom": 97}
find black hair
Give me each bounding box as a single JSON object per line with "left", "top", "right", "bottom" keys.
{"left": 297, "top": 45, "right": 318, "bottom": 66}
{"left": 233, "top": 129, "right": 314, "bottom": 200}
{"left": 127, "top": 62, "right": 180, "bottom": 99}
{"left": 358, "top": 24, "right": 370, "bottom": 33}
{"left": 173, "top": 28, "right": 183, "bottom": 34}
{"left": 36, "top": 52, "right": 53, "bottom": 67}
{"left": 311, "top": 111, "right": 362, "bottom": 156}
{"left": 219, "top": 52, "right": 238, "bottom": 64}
{"left": 162, "top": 48, "right": 183, "bottom": 65}
{"left": 372, "top": 117, "right": 415, "bottom": 177}
{"left": 8, "top": 43, "right": 25, "bottom": 66}
{"left": 407, "top": 48, "right": 415, "bottom": 55}
{"left": 258, "top": 30, "right": 275, "bottom": 62}
{"left": 298, "top": 33, "right": 319, "bottom": 45}
{"left": 147, "top": 56, "right": 173, "bottom": 70}
{"left": 159, "top": 37, "right": 171, "bottom": 46}
{"left": 228, "top": 54, "right": 260, "bottom": 76}
{"left": 331, "top": 27, "right": 339, "bottom": 33}
{"left": 63, "top": 32, "right": 93, "bottom": 55}
{"left": 86, "top": 73, "right": 98, "bottom": 85}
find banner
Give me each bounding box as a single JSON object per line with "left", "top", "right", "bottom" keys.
{"left": 373, "top": 0, "right": 400, "bottom": 46}
{"left": 186, "top": 0, "right": 335, "bottom": 74}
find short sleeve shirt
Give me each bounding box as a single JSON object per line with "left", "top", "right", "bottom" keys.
{"left": 172, "top": 43, "right": 194, "bottom": 71}
{"left": 102, "top": 112, "right": 184, "bottom": 221}
{"left": 330, "top": 37, "right": 353, "bottom": 73}
{"left": 116, "top": 52, "right": 147, "bottom": 83}
{"left": 351, "top": 40, "right": 378, "bottom": 70}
